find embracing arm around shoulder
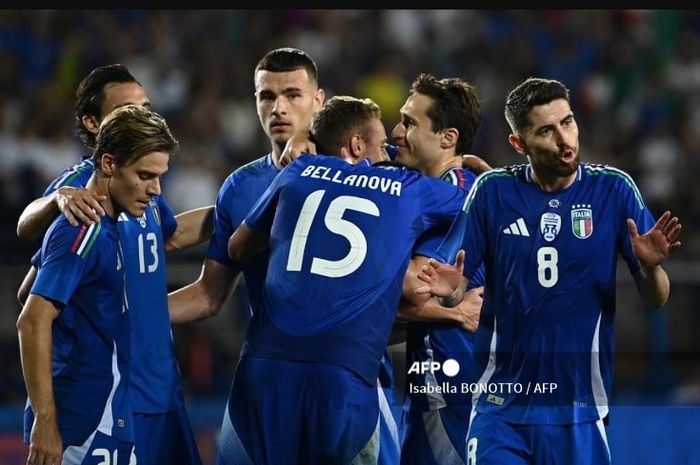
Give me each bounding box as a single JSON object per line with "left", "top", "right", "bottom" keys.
{"left": 17, "top": 187, "right": 106, "bottom": 241}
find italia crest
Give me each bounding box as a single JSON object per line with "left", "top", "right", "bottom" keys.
{"left": 571, "top": 205, "right": 593, "bottom": 239}
{"left": 150, "top": 198, "right": 161, "bottom": 227}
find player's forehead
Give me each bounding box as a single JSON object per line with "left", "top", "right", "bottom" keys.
{"left": 526, "top": 98, "right": 572, "bottom": 128}
{"left": 400, "top": 92, "right": 432, "bottom": 122}
{"left": 123, "top": 150, "right": 170, "bottom": 174}
{"left": 101, "top": 82, "right": 151, "bottom": 118}
{"left": 254, "top": 68, "right": 314, "bottom": 95}
{"left": 367, "top": 118, "right": 387, "bottom": 141}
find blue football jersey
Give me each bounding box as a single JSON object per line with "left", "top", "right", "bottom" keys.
{"left": 240, "top": 154, "right": 467, "bottom": 384}
{"left": 437, "top": 163, "right": 656, "bottom": 424}
{"left": 116, "top": 198, "right": 178, "bottom": 413}
{"left": 206, "top": 154, "right": 281, "bottom": 314}
{"left": 43, "top": 157, "right": 95, "bottom": 196}
{"left": 41, "top": 158, "right": 179, "bottom": 414}
{"left": 406, "top": 166, "right": 485, "bottom": 416}
{"left": 27, "top": 215, "right": 132, "bottom": 445}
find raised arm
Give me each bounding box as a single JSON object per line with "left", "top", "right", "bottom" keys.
{"left": 629, "top": 211, "right": 682, "bottom": 308}
{"left": 17, "top": 187, "right": 106, "bottom": 241}
{"left": 16, "top": 294, "right": 63, "bottom": 465}
{"left": 165, "top": 205, "right": 215, "bottom": 252}
{"left": 279, "top": 132, "right": 317, "bottom": 167}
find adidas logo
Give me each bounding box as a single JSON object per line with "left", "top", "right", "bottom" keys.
{"left": 503, "top": 218, "right": 530, "bottom": 236}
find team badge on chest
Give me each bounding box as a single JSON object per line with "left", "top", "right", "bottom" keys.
{"left": 540, "top": 212, "right": 561, "bottom": 242}
{"left": 571, "top": 205, "right": 593, "bottom": 239}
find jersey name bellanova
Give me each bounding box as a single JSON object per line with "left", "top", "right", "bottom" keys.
{"left": 300, "top": 164, "right": 402, "bottom": 197}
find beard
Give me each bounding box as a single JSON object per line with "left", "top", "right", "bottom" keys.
{"left": 531, "top": 146, "right": 580, "bottom": 180}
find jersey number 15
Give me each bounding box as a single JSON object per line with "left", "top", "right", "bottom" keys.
{"left": 286, "top": 190, "right": 379, "bottom": 279}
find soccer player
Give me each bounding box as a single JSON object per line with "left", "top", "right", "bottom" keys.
{"left": 16, "top": 64, "right": 207, "bottom": 465}
{"left": 281, "top": 81, "right": 491, "bottom": 464}
{"left": 307, "top": 94, "right": 403, "bottom": 464}
{"left": 17, "top": 105, "right": 177, "bottom": 465}
{"left": 224, "top": 108, "right": 467, "bottom": 465}
{"left": 416, "top": 77, "right": 682, "bottom": 465}
{"left": 166, "top": 47, "right": 325, "bottom": 463}
{"left": 391, "top": 73, "right": 488, "bottom": 465}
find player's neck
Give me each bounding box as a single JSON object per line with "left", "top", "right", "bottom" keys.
{"left": 270, "top": 144, "right": 284, "bottom": 170}
{"left": 86, "top": 172, "right": 116, "bottom": 219}
{"left": 426, "top": 153, "right": 461, "bottom": 178}
{"left": 530, "top": 168, "right": 576, "bottom": 192}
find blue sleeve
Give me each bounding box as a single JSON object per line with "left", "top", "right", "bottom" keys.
{"left": 42, "top": 159, "right": 94, "bottom": 196}
{"left": 206, "top": 175, "right": 238, "bottom": 268}
{"left": 436, "top": 175, "right": 488, "bottom": 281}
{"left": 418, "top": 175, "right": 467, "bottom": 230}
{"left": 615, "top": 172, "right": 656, "bottom": 275}
{"left": 244, "top": 166, "right": 291, "bottom": 233}
{"left": 31, "top": 220, "right": 93, "bottom": 306}
{"left": 413, "top": 226, "right": 446, "bottom": 259}
{"left": 30, "top": 249, "right": 41, "bottom": 268}
{"left": 156, "top": 195, "right": 177, "bottom": 240}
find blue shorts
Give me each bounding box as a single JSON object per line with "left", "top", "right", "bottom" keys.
{"left": 378, "top": 352, "right": 405, "bottom": 465}
{"left": 401, "top": 407, "right": 469, "bottom": 465}
{"left": 62, "top": 430, "right": 135, "bottom": 465}
{"left": 217, "top": 357, "right": 380, "bottom": 465}
{"left": 466, "top": 413, "right": 611, "bottom": 465}
{"left": 378, "top": 380, "right": 404, "bottom": 465}
{"left": 133, "top": 385, "right": 202, "bottom": 465}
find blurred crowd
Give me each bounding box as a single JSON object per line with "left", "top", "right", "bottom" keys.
{"left": 1, "top": 9, "right": 699, "bottom": 404}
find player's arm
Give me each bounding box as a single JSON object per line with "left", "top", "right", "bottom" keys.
{"left": 279, "top": 132, "right": 317, "bottom": 167}
{"left": 16, "top": 294, "right": 63, "bottom": 465}
{"left": 227, "top": 222, "right": 269, "bottom": 263}
{"left": 416, "top": 250, "right": 468, "bottom": 308}
{"left": 461, "top": 154, "right": 492, "bottom": 175}
{"left": 168, "top": 258, "right": 241, "bottom": 324}
{"left": 17, "top": 266, "right": 37, "bottom": 306}
{"left": 628, "top": 211, "right": 682, "bottom": 308}
{"left": 165, "top": 205, "right": 215, "bottom": 252}
{"left": 398, "top": 254, "right": 479, "bottom": 332}
{"left": 17, "top": 187, "right": 106, "bottom": 241}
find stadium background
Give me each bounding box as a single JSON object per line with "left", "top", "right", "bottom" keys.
{"left": 0, "top": 10, "right": 698, "bottom": 464}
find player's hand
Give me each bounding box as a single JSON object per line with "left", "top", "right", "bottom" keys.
{"left": 56, "top": 186, "right": 106, "bottom": 227}
{"left": 280, "top": 133, "right": 317, "bottom": 167}
{"left": 454, "top": 286, "right": 483, "bottom": 332}
{"left": 415, "top": 249, "right": 465, "bottom": 297}
{"left": 28, "top": 417, "right": 63, "bottom": 465}
{"left": 462, "top": 154, "right": 492, "bottom": 174}
{"left": 628, "top": 211, "right": 682, "bottom": 268}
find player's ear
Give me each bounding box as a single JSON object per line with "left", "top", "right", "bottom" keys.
{"left": 82, "top": 114, "right": 100, "bottom": 135}
{"left": 99, "top": 153, "right": 116, "bottom": 177}
{"left": 347, "top": 134, "right": 363, "bottom": 162}
{"left": 314, "top": 88, "right": 326, "bottom": 111}
{"left": 440, "top": 128, "right": 458, "bottom": 150}
{"left": 508, "top": 133, "right": 528, "bottom": 157}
